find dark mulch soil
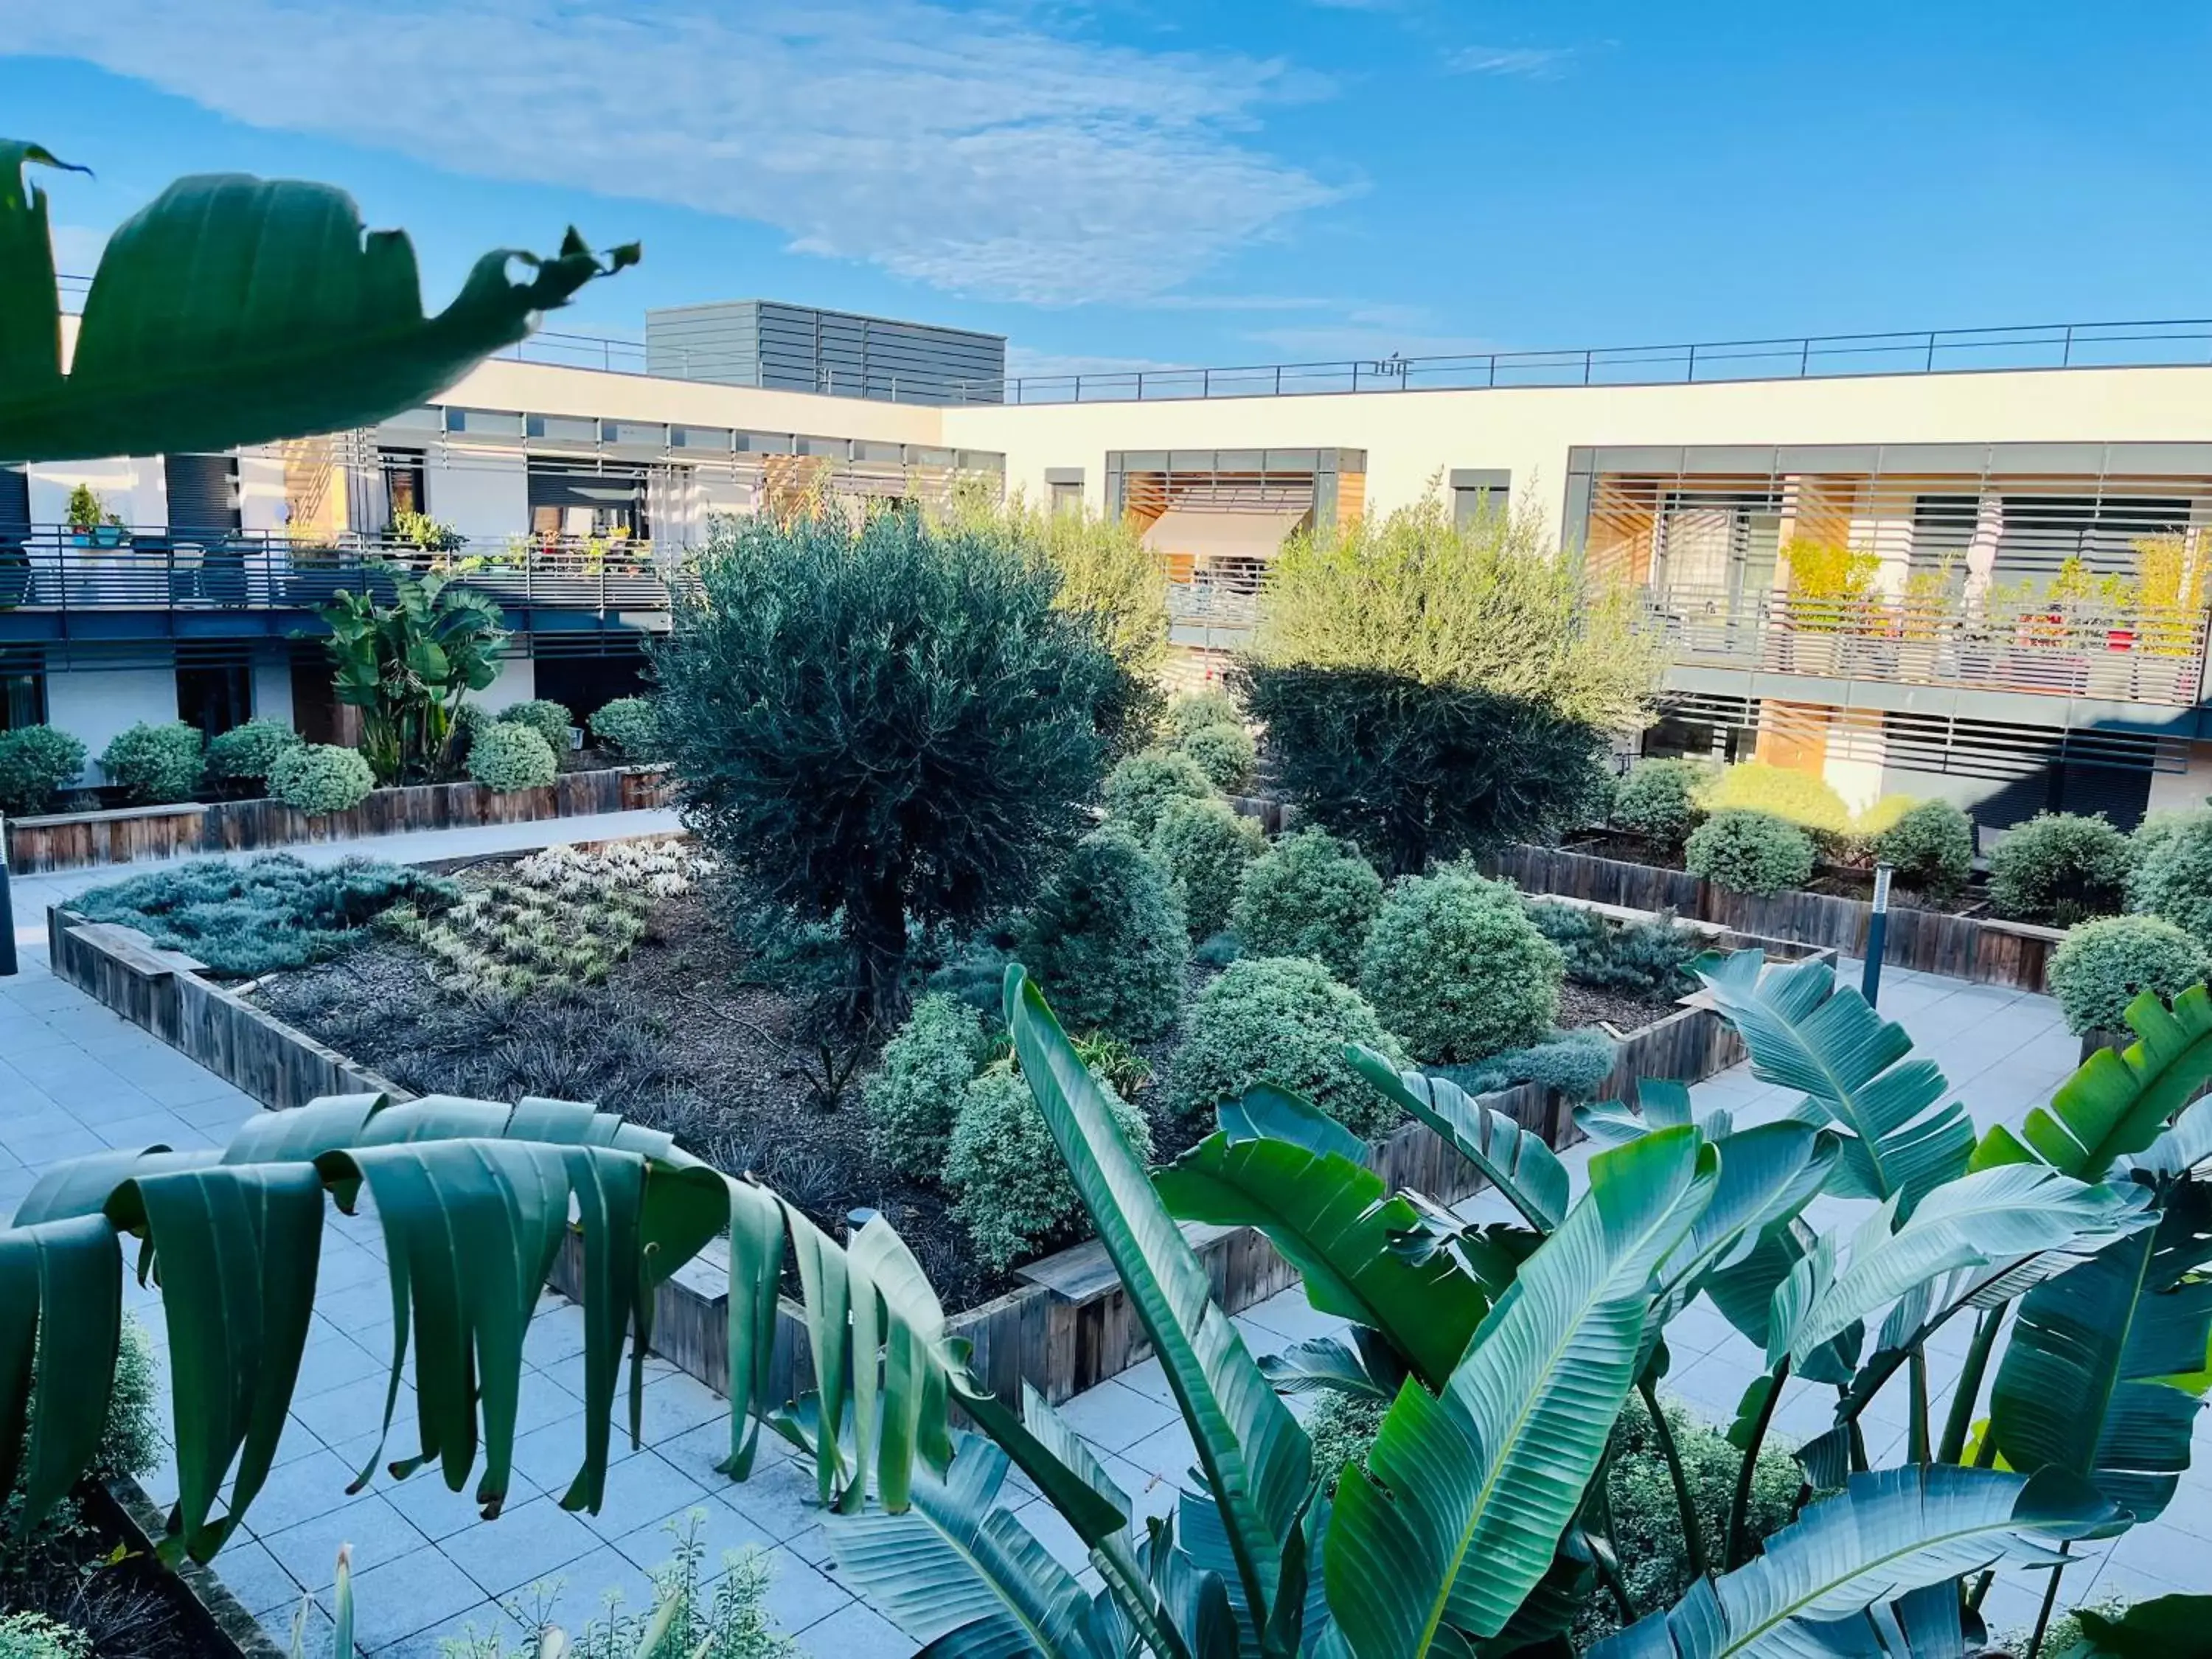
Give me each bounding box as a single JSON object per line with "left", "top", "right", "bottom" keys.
{"left": 2, "top": 1489, "right": 215, "bottom": 1659}
{"left": 1563, "top": 832, "right": 1984, "bottom": 915}
{"left": 1558, "top": 981, "right": 1673, "bottom": 1034}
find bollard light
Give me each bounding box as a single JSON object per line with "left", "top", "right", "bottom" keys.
{"left": 0, "top": 812, "right": 15, "bottom": 978}
{"left": 1861, "top": 860, "right": 1893, "bottom": 1008}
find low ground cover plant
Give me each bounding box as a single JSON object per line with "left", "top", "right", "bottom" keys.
{"left": 72, "top": 852, "right": 456, "bottom": 976}
{"left": 1525, "top": 900, "right": 1703, "bottom": 1000}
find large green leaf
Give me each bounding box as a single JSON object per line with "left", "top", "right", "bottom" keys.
{"left": 1767, "top": 1164, "right": 2151, "bottom": 1368}
{"left": 2065, "top": 1594, "right": 2212, "bottom": 1658}
{"left": 1326, "top": 1127, "right": 1719, "bottom": 1659}
{"left": 1587, "top": 1466, "right": 2118, "bottom": 1658}
{"left": 0, "top": 146, "right": 636, "bottom": 462}
{"left": 1344, "top": 1048, "right": 1568, "bottom": 1233}
{"left": 1007, "top": 967, "right": 1309, "bottom": 1643}
{"left": 1699, "top": 950, "right": 1974, "bottom": 1211}
{"left": 0, "top": 1214, "right": 122, "bottom": 1537}
{"left": 827, "top": 1434, "right": 1099, "bottom": 1659}
{"left": 1975, "top": 984, "right": 2212, "bottom": 1180}
{"left": 1989, "top": 1179, "right": 2212, "bottom": 1526}
{"left": 1155, "top": 1119, "right": 1491, "bottom": 1389}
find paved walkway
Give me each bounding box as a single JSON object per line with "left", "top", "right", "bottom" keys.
{"left": 2, "top": 841, "right": 2206, "bottom": 1652}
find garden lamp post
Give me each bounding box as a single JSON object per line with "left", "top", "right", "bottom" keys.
{"left": 1860, "top": 859, "right": 1893, "bottom": 1008}
{"left": 0, "top": 815, "right": 15, "bottom": 977}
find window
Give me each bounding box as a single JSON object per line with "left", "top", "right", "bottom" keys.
{"left": 448, "top": 408, "right": 525, "bottom": 437}
{"left": 1998, "top": 495, "right": 2191, "bottom": 575}
{"left": 178, "top": 661, "right": 253, "bottom": 739}
{"left": 1450, "top": 469, "right": 1512, "bottom": 530}
{"left": 380, "top": 448, "right": 428, "bottom": 521}
{"left": 0, "top": 649, "right": 44, "bottom": 731}
{"left": 526, "top": 413, "right": 599, "bottom": 445}
{"left": 1050, "top": 481, "right": 1083, "bottom": 516}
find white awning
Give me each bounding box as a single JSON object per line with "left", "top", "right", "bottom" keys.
{"left": 1141, "top": 507, "right": 1310, "bottom": 563}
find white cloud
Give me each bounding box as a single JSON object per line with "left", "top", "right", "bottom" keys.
{"left": 5, "top": 1, "right": 1348, "bottom": 307}
{"left": 1446, "top": 44, "right": 1573, "bottom": 79}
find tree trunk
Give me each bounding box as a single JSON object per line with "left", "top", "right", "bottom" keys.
{"left": 845, "top": 877, "right": 911, "bottom": 1032}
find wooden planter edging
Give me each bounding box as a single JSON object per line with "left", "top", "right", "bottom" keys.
{"left": 5, "top": 765, "right": 675, "bottom": 874}
{"left": 83, "top": 1475, "right": 285, "bottom": 1659}
{"left": 1483, "top": 843, "right": 2066, "bottom": 994}
{"left": 47, "top": 902, "right": 1773, "bottom": 1422}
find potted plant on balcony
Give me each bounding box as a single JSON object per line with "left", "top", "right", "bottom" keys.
{"left": 63, "top": 481, "right": 125, "bottom": 548}
{"left": 2046, "top": 554, "right": 2136, "bottom": 698}
{"left": 1891, "top": 557, "right": 1955, "bottom": 684}
{"left": 1778, "top": 535, "right": 1877, "bottom": 676}
{"left": 2132, "top": 532, "right": 2205, "bottom": 700}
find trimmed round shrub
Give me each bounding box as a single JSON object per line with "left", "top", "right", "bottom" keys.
{"left": 1684, "top": 808, "right": 1815, "bottom": 897}
{"left": 0, "top": 723, "right": 87, "bottom": 814}
{"left": 497, "top": 698, "right": 575, "bottom": 755}
{"left": 945, "top": 1059, "right": 1152, "bottom": 1272}
{"left": 1869, "top": 797, "right": 1975, "bottom": 898}
{"left": 2129, "top": 809, "right": 2212, "bottom": 949}
{"left": 1358, "top": 866, "right": 1562, "bottom": 1065}
{"left": 1988, "top": 812, "right": 2135, "bottom": 925}
{"left": 1178, "top": 721, "right": 1256, "bottom": 794}
{"left": 467, "top": 720, "right": 559, "bottom": 792}
{"left": 2048, "top": 914, "right": 2210, "bottom": 1035}
{"left": 1231, "top": 828, "right": 1385, "bottom": 981}
{"left": 267, "top": 742, "right": 376, "bottom": 815}
{"left": 1167, "top": 955, "right": 1408, "bottom": 1135}
{"left": 1018, "top": 828, "right": 1189, "bottom": 1041}
{"left": 1611, "top": 757, "right": 1715, "bottom": 846}
{"left": 1164, "top": 689, "right": 1242, "bottom": 743}
{"left": 1694, "top": 761, "right": 1851, "bottom": 844}
{"left": 1103, "top": 748, "right": 1217, "bottom": 841}
{"left": 589, "top": 695, "right": 662, "bottom": 760}
{"left": 863, "top": 992, "right": 987, "bottom": 1180}
{"left": 99, "top": 720, "right": 203, "bottom": 804}
{"left": 1151, "top": 796, "right": 1265, "bottom": 942}
{"left": 203, "top": 717, "right": 303, "bottom": 797}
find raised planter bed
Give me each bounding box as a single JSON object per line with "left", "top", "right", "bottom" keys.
{"left": 47, "top": 897, "right": 1808, "bottom": 1413}
{"left": 1482, "top": 842, "right": 2067, "bottom": 994}
{"left": 5, "top": 765, "right": 675, "bottom": 874}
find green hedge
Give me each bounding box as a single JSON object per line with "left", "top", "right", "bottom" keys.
{"left": 1684, "top": 808, "right": 1815, "bottom": 896}
{"left": 0, "top": 724, "right": 86, "bottom": 815}
{"left": 268, "top": 742, "right": 377, "bottom": 814}
{"left": 1359, "top": 866, "right": 1561, "bottom": 1065}
{"left": 467, "top": 720, "right": 559, "bottom": 792}
{"left": 98, "top": 720, "right": 203, "bottom": 804}
{"left": 204, "top": 717, "right": 303, "bottom": 797}
{"left": 945, "top": 1060, "right": 1152, "bottom": 1272}
{"left": 1167, "top": 954, "right": 1408, "bottom": 1136}
{"left": 1988, "top": 812, "right": 2134, "bottom": 925}
{"left": 2048, "top": 914, "right": 2210, "bottom": 1034}
{"left": 1150, "top": 796, "right": 1265, "bottom": 942}
{"left": 1229, "top": 828, "right": 1384, "bottom": 981}
{"left": 1103, "top": 748, "right": 1217, "bottom": 841}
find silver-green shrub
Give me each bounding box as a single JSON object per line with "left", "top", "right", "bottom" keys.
{"left": 1870, "top": 797, "right": 1975, "bottom": 898}
{"left": 268, "top": 742, "right": 376, "bottom": 814}
{"left": 1102, "top": 748, "right": 1216, "bottom": 841}
{"left": 203, "top": 717, "right": 303, "bottom": 797}
{"left": 467, "top": 720, "right": 559, "bottom": 791}
{"left": 2127, "top": 808, "right": 2212, "bottom": 950}
{"left": 1150, "top": 795, "right": 1265, "bottom": 941}
{"left": 1684, "top": 808, "right": 1815, "bottom": 897}
{"left": 498, "top": 698, "right": 575, "bottom": 755}
{"left": 1610, "top": 757, "right": 1715, "bottom": 845}
{"left": 2048, "top": 914, "right": 2211, "bottom": 1034}
{"left": 0, "top": 725, "right": 86, "bottom": 815}
{"left": 1359, "top": 866, "right": 1562, "bottom": 1063}
{"left": 1178, "top": 721, "right": 1256, "bottom": 793}
{"left": 863, "top": 992, "right": 987, "bottom": 1180}
{"left": 945, "top": 1059, "right": 1152, "bottom": 1272}
{"left": 1229, "top": 827, "right": 1384, "bottom": 981}
{"left": 590, "top": 695, "right": 662, "bottom": 760}
{"left": 1987, "top": 811, "right": 2135, "bottom": 925}
{"left": 1018, "top": 828, "right": 1188, "bottom": 1040}
{"left": 97, "top": 720, "right": 203, "bottom": 804}
{"left": 1439, "top": 1026, "right": 1618, "bottom": 1100}
{"left": 1166, "top": 954, "right": 1408, "bottom": 1136}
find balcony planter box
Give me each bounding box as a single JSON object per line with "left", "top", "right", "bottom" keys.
{"left": 4, "top": 763, "right": 676, "bottom": 874}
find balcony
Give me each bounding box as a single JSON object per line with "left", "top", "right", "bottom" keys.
{"left": 1647, "top": 584, "right": 2211, "bottom": 708}
{"left": 0, "top": 527, "right": 696, "bottom": 622}
{"left": 1166, "top": 580, "right": 1262, "bottom": 649}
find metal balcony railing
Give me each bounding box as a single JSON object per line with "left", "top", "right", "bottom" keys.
{"left": 1647, "top": 584, "right": 2212, "bottom": 706}
{"left": 1166, "top": 582, "right": 1262, "bottom": 632}
{"left": 0, "top": 526, "right": 695, "bottom": 616}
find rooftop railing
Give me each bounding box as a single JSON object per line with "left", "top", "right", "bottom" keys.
{"left": 0, "top": 526, "right": 695, "bottom": 617}
{"left": 1647, "top": 583, "right": 2211, "bottom": 707}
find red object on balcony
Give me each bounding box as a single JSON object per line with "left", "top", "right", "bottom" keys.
{"left": 2107, "top": 628, "right": 2136, "bottom": 651}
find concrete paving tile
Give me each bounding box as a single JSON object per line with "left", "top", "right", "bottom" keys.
{"left": 1121, "top": 1418, "right": 1199, "bottom": 1484}
{"left": 572, "top": 1449, "right": 712, "bottom": 1542}
{"left": 632, "top": 1371, "right": 729, "bottom": 1447}
{"left": 260, "top": 1490, "right": 431, "bottom": 1593}
{"left": 1042, "top": 1377, "right": 1179, "bottom": 1454}
{"left": 202, "top": 1539, "right": 305, "bottom": 1621}
{"left": 330, "top": 1541, "right": 493, "bottom": 1650}
{"left": 611, "top": 1495, "right": 775, "bottom": 1578}
{"left": 439, "top": 1492, "right": 602, "bottom": 1597}
{"left": 758, "top": 1548, "right": 855, "bottom": 1634}
{"left": 798, "top": 1599, "right": 913, "bottom": 1659}
{"left": 514, "top": 1543, "right": 660, "bottom": 1629}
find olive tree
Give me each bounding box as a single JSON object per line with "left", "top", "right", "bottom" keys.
{"left": 652, "top": 509, "right": 1134, "bottom": 1024}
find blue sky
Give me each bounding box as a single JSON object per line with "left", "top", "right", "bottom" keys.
{"left": 7, "top": 1, "right": 2211, "bottom": 381}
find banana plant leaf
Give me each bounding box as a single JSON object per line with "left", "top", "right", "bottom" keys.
{"left": 0, "top": 1213, "right": 124, "bottom": 1536}
{"left": 827, "top": 1433, "right": 1099, "bottom": 1659}
{"left": 1697, "top": 949, "right": 1974, "bottom": 1213}
{"left": 1326, "top": 1127, "right": 1719, "bottom": 1659}
{"left": 1155, "top": 1119, "right": 1492, "bottom": 1389}
{"left": 1974, "top": 984, "right": 2212, "bottom": 1180}
{"left": 1573, "top": 1080, "right": 1733, "bottom": 1148}
{"left": 1586, "top": 1465, "right": 2118, "bottom": 1658}
{"left": 2065, "top": 1594, "right": 2212, "bottom": 1658}
{"left": 1988, "top": 1178, "right": 2212, "bottom": 1527}
{"left": 0, "top": 143, "right": 636, "bottom": 462}
{"left": 1344, "top": 1048, "right": 1568, "bottom": 1233}
{"left": 1765, "top": 1163, "right": 2151, "bottom": 1369}
{"left": 1258, "top": 1331, "right": 1408, "bottom": 1402}
{"left": 1218, "top": 1085, "right": 1371, "bottom": 1166}
{"left": 1007, "top": 966, "right": 1310, "bottom": 1636}
{"left": 2125, "top": 1093, "right": 2212, "bottom": 1180}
